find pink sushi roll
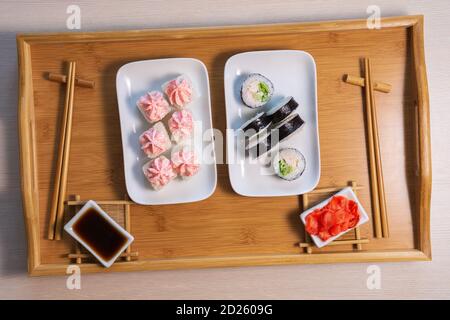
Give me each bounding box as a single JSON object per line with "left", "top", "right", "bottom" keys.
{"left": 162, "top": 75, "right": 194, "bottom": 108}
{"left": 168, "top": 109, "right": 194, "bottom": 143}
{"left": 139, "top": 122, "right": 172, "bottom": 158}
{"left": 143, "top": 156, "right": 177, "bottom": 190}
{"left": 171, "top": 147, "right": 200, "bottom": 179}
{"left": 136, "top": 91, "right": 171, "bottom": 123}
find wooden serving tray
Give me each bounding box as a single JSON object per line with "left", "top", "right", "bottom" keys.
{"left": 17, "top": 15, "right": 431, "bottom": 276}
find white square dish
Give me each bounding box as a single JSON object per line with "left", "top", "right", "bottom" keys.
{"left": 299, "top": 187, "right": 370, "bottom": 248}
{"left": 224, "top": 50, "right": 320, "bottom": 197}
{"left": 64, "top": 200, "right": 134, "bottom": 268}
{"left": 116, "top": 58, "right": 217, "bottom": 205}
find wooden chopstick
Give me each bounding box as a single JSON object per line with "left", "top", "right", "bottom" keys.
{"left": 124, "top": 200, "right": 132, "bottom": 262}
{"left": 367, "top": 59, "right": 389, "bottom": 238}
{"left": 54, "top": 61, "right": 77, "bottom": 240}
{"left": 47, "top": 61, "right": 77, "bottom": 240}
{"left": 364, "top": 58, "right": 383, "bottom": 239}
{"left": 47, "top": 62, "right": 74, "bottom": 239}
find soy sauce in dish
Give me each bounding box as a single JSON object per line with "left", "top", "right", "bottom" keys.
{"left": 72, "top": 208, "right": 128, "bottom": 261}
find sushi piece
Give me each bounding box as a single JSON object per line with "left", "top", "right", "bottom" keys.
{"left": 143, "top": 156, "right": 177, "bottom": 190}
{"left": 236, "top": 111, "right": 272, "bottom": 148}
{"left": 171, "top": 147, "right": 200, "bottom": 179}
{"left": 162, "top": 74, "right": 194, "bottom": 108}
{"left": 247, "top": 113, "right": 305, "bottom": 158}
{"left": 266, "top": 96, "right": 299, "bottom": 125}
{"left": 238, "top": 112, "right": 271, "bottom": 137}
{"left": 240, "top": 73, "right": 274, "bottom": 108}
{"left": 272, "top": 148, "right": 306, "bottom": 181}
{"left": 136, "top": 91, "right": 171, "bottom": 123}
{"left": 139, "top": 122, "right": 172, "bottom": 158}
{"left": 168, "top": 109, "right": 194, "bottom": 144}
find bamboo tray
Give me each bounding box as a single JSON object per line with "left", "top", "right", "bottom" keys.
{"left": 17, "top": 15, "right": 431, "bottom": 276}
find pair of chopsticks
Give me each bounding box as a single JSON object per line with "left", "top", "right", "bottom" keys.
{"left": 48, "top": 61, "right": 77, "bottom": 240}
{"left": 364, "top": 58, "right": 389, "bottom": 238}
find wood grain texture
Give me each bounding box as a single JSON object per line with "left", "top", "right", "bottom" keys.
{"left": 1, "top": 0, "right": 450, "bottom": 299}
{"left": 16, "top": 15, "right": 430, "bottom": 276}
{"left": 17, "top": 36, "right": 41, "bottom": 273}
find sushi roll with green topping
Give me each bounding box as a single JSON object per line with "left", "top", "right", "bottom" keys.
{"left": 272, "top": 148, "right": 306, "bottom": 181}
{"left": 241, "top": 73, "right": 274, "bottom": 108}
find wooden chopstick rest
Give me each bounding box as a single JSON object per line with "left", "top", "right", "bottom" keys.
{"left": 309, "top": 185, "right": 363, "bottom": 194}
{"left": 344, "top": 74, "right": 391, "bottom": 93}
{"left": 48, "top": 72, "right": 95, "bottom": 88}
{"left": 299, "top": 238, "right": 369, "bottom": 248}
{"left": 68, "top": 252, "right": 139, "bottom": 259}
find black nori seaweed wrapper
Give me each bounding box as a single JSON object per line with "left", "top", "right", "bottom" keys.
{"left": 268, "top": 97, "right": 299, "bottom": 125}
{"left": 248, "top": 113, "right": 305, "bottom": 158}
{"left": 242, "top": 112, "right": 271, "bottom": 134}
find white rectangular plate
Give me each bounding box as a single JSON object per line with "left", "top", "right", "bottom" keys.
{"left": 224, "top": 50, "right": 320, "bottom": 197}
{"left": 116, "top": 58, "right": 217, "bottom": 205}
{"left": 299, "top": 187, "right": 369, "bottom": 248}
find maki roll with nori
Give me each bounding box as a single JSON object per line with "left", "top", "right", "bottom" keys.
{"left": 240, "top": 73, "right": 274, "bottom": 108}
{"left": 239, "top": 112, "right": 271, "bottom": 134}
{"left": 247, "top": 113, "right": 305, "bottom": 158}
{"left": 237, "top": 111, "right": 272, "bottom": 146}
{"left": 272, "top": 148, "right": 306, "bottom": 181}
{"left": 266, "top": 96, "right": 299, "bottom": 125}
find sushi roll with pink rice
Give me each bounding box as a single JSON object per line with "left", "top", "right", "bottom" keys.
{"left": 139, "top": 122, "right": 172, "bottom": 158}
{"left": 136, "top": 91, "right": 171, "bottom": 123}
{"left": 162, "top": 75, "right": 194, "bottom": 108}
{"left": 171, "top": 147, "right": 200, "bottom": 179}
{"left": 168, "top": 109, "right": 194, "bottom": 144}
{"left": 143, "top": 156, "right": 177, "bottom": 190}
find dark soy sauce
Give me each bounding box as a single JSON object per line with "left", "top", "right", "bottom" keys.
{"left": 73, "top": 208, "right": 128, "bottom": 261}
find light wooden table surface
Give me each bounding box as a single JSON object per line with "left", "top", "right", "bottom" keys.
{"left": 1, "top": 0, "right": 449, "bottom": 299}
